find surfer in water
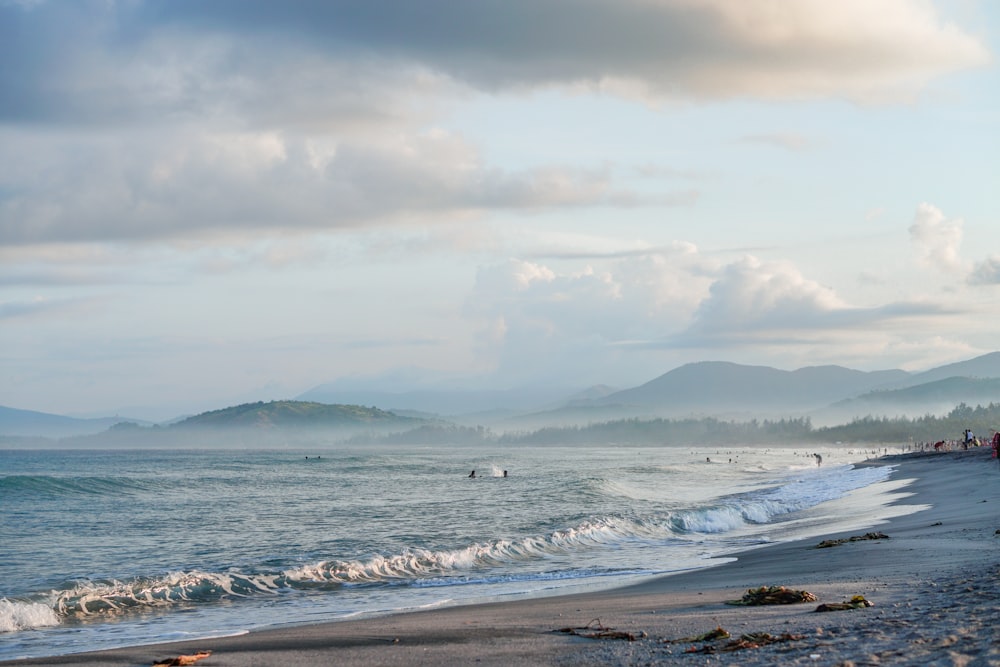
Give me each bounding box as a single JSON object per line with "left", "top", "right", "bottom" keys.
{"left": 468, "top": 470, "right": 476, "bottom": 478}
{"left": 814, "top": 453, "right": 823, "bottom": 466}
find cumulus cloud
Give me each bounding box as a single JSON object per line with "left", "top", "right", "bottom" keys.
{"left": 461, "top": 248, "right": 963, "bottom": 384}
{"left": 462, "top": 248, "right": 716, "bottom": 383}
{"left": 672, "top": 255, "right": 952, "bottom": 348}
{"left": 909, "top": 202, "right": 964, "bottom": 273}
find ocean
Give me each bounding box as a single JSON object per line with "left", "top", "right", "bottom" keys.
{"left": 0, "top": 443, "right": 921, "bottom": 661}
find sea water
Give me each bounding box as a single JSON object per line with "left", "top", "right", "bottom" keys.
{"left": 0, "top": 444, "right": 921, "bottom": 661}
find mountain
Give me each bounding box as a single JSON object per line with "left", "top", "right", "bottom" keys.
{"left": 833, "top": 377, "right": 1000, "bottom": 412}
{"left": 10, "top": 352, "right": 1000, "bottom": 444}
{"left": 49, "top": 401, "right": 431, "bottom": 448}
{"left": 818, "top": 376, "right": 1000, "bottom": 422}
{"left": 0, "top": 405, "right": 136, "bottom": 438}
{"left": 591, "top": 361, "right": 909, "bottom": 415}
{"left": 170, "top": 400, "right": 421, "bottom": 431}
{"left": 880, "top": 351, "right": 1000, "bottom": 389}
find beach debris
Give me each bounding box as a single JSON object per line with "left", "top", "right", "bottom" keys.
{"left": 665, "top": 626, "right": 731, "bottom": 643}
{"left": 682, "top": 631, "right": 805, "bottom": 653}
{"left": 726, "top": 585, "right": 818, "bottom": 606}
{"left": 814, "top": 595, "right": 874, "bottom": 612}
{"left": 816, "top": 532, "right": 889, "bottom": 548}
{"left": 152, "top": 650, "right": 212, "bottom": 666}
{"left": 555, "top": 618, "right": 636, "bottom": 641}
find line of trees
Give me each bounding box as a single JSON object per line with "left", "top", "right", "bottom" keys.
{"left": 370, "top": 402, "right": 1000, "bottom": 446}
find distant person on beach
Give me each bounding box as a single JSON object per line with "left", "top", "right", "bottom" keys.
{"left": 814, "top": 453, "right": 823, "bottom": 466}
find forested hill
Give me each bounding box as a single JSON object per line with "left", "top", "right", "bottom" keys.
{"left": 172, "top": 400, "right": 419, "bottom": 429}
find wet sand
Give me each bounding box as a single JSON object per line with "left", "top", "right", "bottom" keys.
{"left": 6, "top": 447, "right": 999, "bottom": 666}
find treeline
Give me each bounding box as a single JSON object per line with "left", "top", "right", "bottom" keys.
{"left": 813, "top": 402, "right": 1000, "bottom": 444}
{"left": 263, "top": 401, "right": 1000, "bottom": 447}
{"left": 497, "top": 416, "right": 813, "bottom": 445}
{"left": 388, "top": 402, "right": 1000, "bottom": 446}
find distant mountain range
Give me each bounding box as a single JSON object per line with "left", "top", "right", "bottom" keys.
{"left": 0, "top": 405, "right": 142, "bottom": 439}
{"left": 593, "top": 361, "right": 909, "bottom": 413}
{"left": 5, "top": 352, "right": 1000, "bottom": 439}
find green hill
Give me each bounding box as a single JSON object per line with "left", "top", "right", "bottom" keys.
{"left": 173, "top": 400, "right": 417, "bottom": 429}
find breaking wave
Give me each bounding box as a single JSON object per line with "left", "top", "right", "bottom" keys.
{"left": 0, "top": 600, "right": 60, "bottom": 633}
{"left": 2, "top": 462, "right": 891, "bottom": 632}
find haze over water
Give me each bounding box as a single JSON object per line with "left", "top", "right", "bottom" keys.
{"left": 0, "top": 443, "right": 922, "bottom": 661}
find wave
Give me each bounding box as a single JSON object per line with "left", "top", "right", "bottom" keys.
{"left": 2, "top": 463, "right": 891, "bottom": 632}
{"left": 0, "top": 599, "right": 60, "bottom": 633}
{"left": 0, "top": 475, "right": 150, "bottom": 498}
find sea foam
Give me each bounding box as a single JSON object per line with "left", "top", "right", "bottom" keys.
{"left": 0, "top": 599, "right": 60, "bottom": 633}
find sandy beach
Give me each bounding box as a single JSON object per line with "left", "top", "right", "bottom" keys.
{"left": 6, "top": 447, "right": 999, "bottom": 666}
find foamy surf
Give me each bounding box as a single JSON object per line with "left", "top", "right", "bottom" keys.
{"left": 0, "top": 445, "right": 914, "bottom": 660}
{"left": 0, "top": 599, "right": 60, "bottom": 633}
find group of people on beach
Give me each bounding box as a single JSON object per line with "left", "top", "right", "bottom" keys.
{"left": 927, "top": 428, "right": 1000, "bottom": 455}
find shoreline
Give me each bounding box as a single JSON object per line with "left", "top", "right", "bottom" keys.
{"left": 5, "top": 447, "right": 999, "bottom": 666}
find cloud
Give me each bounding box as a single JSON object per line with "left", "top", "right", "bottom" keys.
{"left": 671, "top": 255, "right": 952, "bottom": 348}
{"left": 0, "top": 0, "right": 987, "bottom": 130}
{"left": 462, "top": 248, "right": 718, "bottom": 383}
{"left": 909, "top": 202, "right": 964, "bottom": 273}
{"left": 0, "top": 2, "right": 987, "bottom": 247}
{"left": 0, "top": 127, "right": 639, "bottom": 245}
{"left": 460, "top": 248, "right": 966, "bottom": 385}
{"left": 968, "top": 256, "right": 1000, "bottom": 285}
{"left": 147, "top": 1, "right": 988, "bottom": 103}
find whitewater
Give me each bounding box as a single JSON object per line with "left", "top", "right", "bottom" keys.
{"left": 0, "top": 444, "right": 920, "bottom": 661}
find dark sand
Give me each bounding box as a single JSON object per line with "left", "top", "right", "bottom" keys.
{"left": 6, "top": 447, "right": 999, "bottom": 666}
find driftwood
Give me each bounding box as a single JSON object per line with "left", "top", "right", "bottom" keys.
{"left": 725, "top": 585, "right": 817, "bottom": 606}
{"left": 816, "top": 532, "right": 889, "bottom": 548}
{"left": 556, "top": 618, "right": 637, "bottom": 641}
{"left": 815, "top": 595, "right": 874, "bottom": 612}
{"left": 152, "top": 650, "right": 212, "bottom": 666}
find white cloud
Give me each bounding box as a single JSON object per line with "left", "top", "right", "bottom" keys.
{"left": 681, "top": 255, "right": 844, "bottom": 336}
{"left": 463, "top": 248, "right": 714, "bottom": 384}
{"left": 673, "top": 254, "right": 953, "bottom": 349}
{"left": 909, "top": 202, "right": 964, "bottom": 273}
{"left": 0, "top": 127, "right": 638, "bottom": 245}
{"left": 461, "top": 248, "right": 964, "bottom": 384}
{"left": 0, "top": 1, "right": 988, "bottom": 247}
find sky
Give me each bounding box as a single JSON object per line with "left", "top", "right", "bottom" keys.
{"left": 2, "top": 0, "right": 999, "bottom": 419}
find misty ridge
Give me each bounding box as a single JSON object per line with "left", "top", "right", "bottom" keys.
{"left": 5, "top": 351, "right": 1000, "bottom": 448}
